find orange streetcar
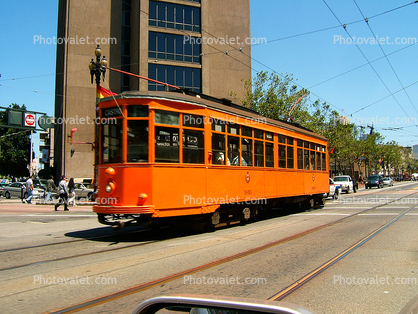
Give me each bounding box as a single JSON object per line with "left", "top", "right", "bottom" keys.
{"left": 93, "top": 91, "right": 329, "bottom": 229}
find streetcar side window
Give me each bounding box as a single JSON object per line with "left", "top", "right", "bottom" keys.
{"left": 304, "top": 149, "right": 310, "bottom": 169}
{"left": 228, "top": 123, "right": 239, "bottom": 135}
{"left": 254, "top": 140, "right": 264, "bottom": 167}
{"left": 183, "top": 129, "right": 204, "bottom": 164}
{"left": 316, "top": 152, "right": 321, "bottom": 170}
{"left": 212, "top": 133, "right": 226, "bottom": 165}
{"left": 241, "top": 138, "right": 252, "bottom": 166}
{"left": 183, "top": 114, "right": 204, "bottom": 128}
{"left": 254, "top": 129, "right": 264, "bottom": 139}
{"left": 127, "top": 120, "right": 149, "bottom": 162}
{"left": 128, "top": 105, "right": 149, "bottom": 117}
{"left": 278, "top": 145, "right": 286, "bottom": 168}
{"left": 155, "top": 110, "right": 179, "bottom": 125}
{"left": 322, "top": 152, "right": 327, "bottom": 170}
{"left": 287, "top": 146, "right": 294, "bottom": 169}
{"left": 297, "top": 148, "right": 303, "bottom": 169}
{"left": 265, "top": 142, "right": 274, "bottom": 167}
{"left": 228, "top": 136, "right": 240, "bottom": 166}
{"left": 241, "top": 126, "right": 252, "bottom": 137}
{"left": 211, "top": 119, "right": 225, "bottom": 132}
{"left": 310, "top": 150, "right": 315, "bottom": 170}
{"left": 102, "top": 119, "right": 123, "bottom": 164}
{"left": 155, "top": 126, "right": 179, "bottom": 163}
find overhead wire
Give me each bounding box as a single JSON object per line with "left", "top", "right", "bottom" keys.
{"left": 3, "top": 1, "right": 418, "bottom": 142}
{"left": 322, "top": 0, "right": 418, "bottom": 130}
{"left": 353, "top": 0, "right": 418, "bottom": 117}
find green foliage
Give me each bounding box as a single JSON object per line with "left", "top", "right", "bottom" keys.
{"left": 235, "top": 71, "right": 416, "bottom": 177}
{"left": 239, "top": 71, "right": 339, "bottom": 135}
{"left": 0, "top": 104, "right": 31, "bottom": 177}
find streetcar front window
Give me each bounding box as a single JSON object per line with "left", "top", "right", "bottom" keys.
{"left": 155, "top": 126, "right": 179, "bottom": 163}
{"left": 127, "top": 120, "right": 149, "bottom": 162}
{"left": 102, "top": 119, "right": 123, "bottom": 163}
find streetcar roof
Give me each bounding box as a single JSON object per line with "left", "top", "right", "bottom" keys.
{"left": 101, "top": 90, "right": 328, "bottom": 142}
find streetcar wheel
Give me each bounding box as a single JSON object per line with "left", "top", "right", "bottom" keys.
{"left": 210, "top": 212, "right": 220, "bottom": 226}
{"left": 240, "top": 207, "right": 251, "bottom": 224}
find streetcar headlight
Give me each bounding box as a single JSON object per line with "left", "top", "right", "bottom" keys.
{"left": 105, "top": 181, "right": 116, "bottom": 194}
{"left": 105, "top": 167, "right": 116, "bottom": 179}
{"left": 138, "top": 193, "right": 148, "bottom": 205}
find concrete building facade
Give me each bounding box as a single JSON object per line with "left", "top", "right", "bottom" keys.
{"left": 54, "top": 0, "right": 251, "bottom": 178}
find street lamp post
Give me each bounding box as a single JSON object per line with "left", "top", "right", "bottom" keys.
{"left": 89, "top": 45, "right": 108, "bottom": 192}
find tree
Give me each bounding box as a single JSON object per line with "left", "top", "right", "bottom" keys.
{"left": 237, "top": 71, "right": 339, "bottom": 134}
{"left": 0, "top": 104, "right": 31, "bottom": 178}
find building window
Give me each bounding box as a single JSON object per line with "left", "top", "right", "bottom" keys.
{"left": 149, "top": 1, "right": 200, "bottom": 33}
{"left": 149, "top": 32, "right": 200, "bottom": 64}
{"left": 121, "top": 0, "right": 132, "bottom": 91}
{"left": 148, "top": 64, "right": 201, "bottom": 92}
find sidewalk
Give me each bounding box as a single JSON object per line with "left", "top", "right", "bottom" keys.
{"left": 0, "top": 198, "right": 95, "bottom": 214}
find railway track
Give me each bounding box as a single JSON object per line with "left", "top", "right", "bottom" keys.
{"left": 42, "top": 188, "right": 418, "bottom": 313}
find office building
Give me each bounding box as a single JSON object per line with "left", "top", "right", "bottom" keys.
{"left": 54, "top": 0, "right": 251, "bottom": 178}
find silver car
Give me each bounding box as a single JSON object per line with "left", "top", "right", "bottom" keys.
{"left": 382, "top": 177, "right": 394, "bottom": 186}
{"left": 3, "top": 182, "right": 45, "bottom": 199}
{"left": 74, "top": 183, "right": 94, "bottom": 200}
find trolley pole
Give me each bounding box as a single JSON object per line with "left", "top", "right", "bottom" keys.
{"left": 89, "top": 45, "right": 108, "bottom": 193}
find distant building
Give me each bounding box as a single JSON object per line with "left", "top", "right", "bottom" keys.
{"left": 413, "top": 144, "right": 418, "bottom": 159}
{"left": 54, "top": 0, "right": 252, "bottom": 178}
{"left": 339, "top": 116, "right": 349, "bottom": 125}
{"left": 39, "top": 128, "right": 54, "bottom": 168}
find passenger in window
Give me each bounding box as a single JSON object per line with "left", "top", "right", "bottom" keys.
{"left": 217, "top": 152, "right": 230, "bottom": 165}
{"left": 232, "top": 155, "right": 247, "bottom": 166}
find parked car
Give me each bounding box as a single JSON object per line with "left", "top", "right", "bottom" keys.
{"left": 326, "top": 178, "right": 341, "bottom": 199}
{"left": 333, "top": 175, "right": 358, "bottom": 193}
{"left": 365, "top": 175, "right": 384, "bottom": 189}
{"left": 382, "top": 177, "right": 394, "bottom": 187}
{"left": 74, "top": 183, "right": 94, "bottom": 201}
{"left": 3, "top": 182, "right": 45, "bottom": 199}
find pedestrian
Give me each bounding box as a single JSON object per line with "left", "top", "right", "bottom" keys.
{"left": 46, "top": 175, "right": 57, "bottom": 203}
{"left": 68, "top": 178, "right": 77, "bottom": 207}
{"left": 25, "top": 175, "right": 34, "bottom": 204}
{"left": 54, "top": 175, "right": 69, "bottom": 211}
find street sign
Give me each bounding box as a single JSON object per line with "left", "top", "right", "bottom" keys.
{"left": 24, "top": 113, "right": 36, "bottom": 128}
{"left": 38, "top": 116, "right": 54, "bottom": 129}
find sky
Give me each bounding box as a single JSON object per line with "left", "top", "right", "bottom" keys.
{"left": 0, "top": 0, "right": 417, "bottom": 161}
